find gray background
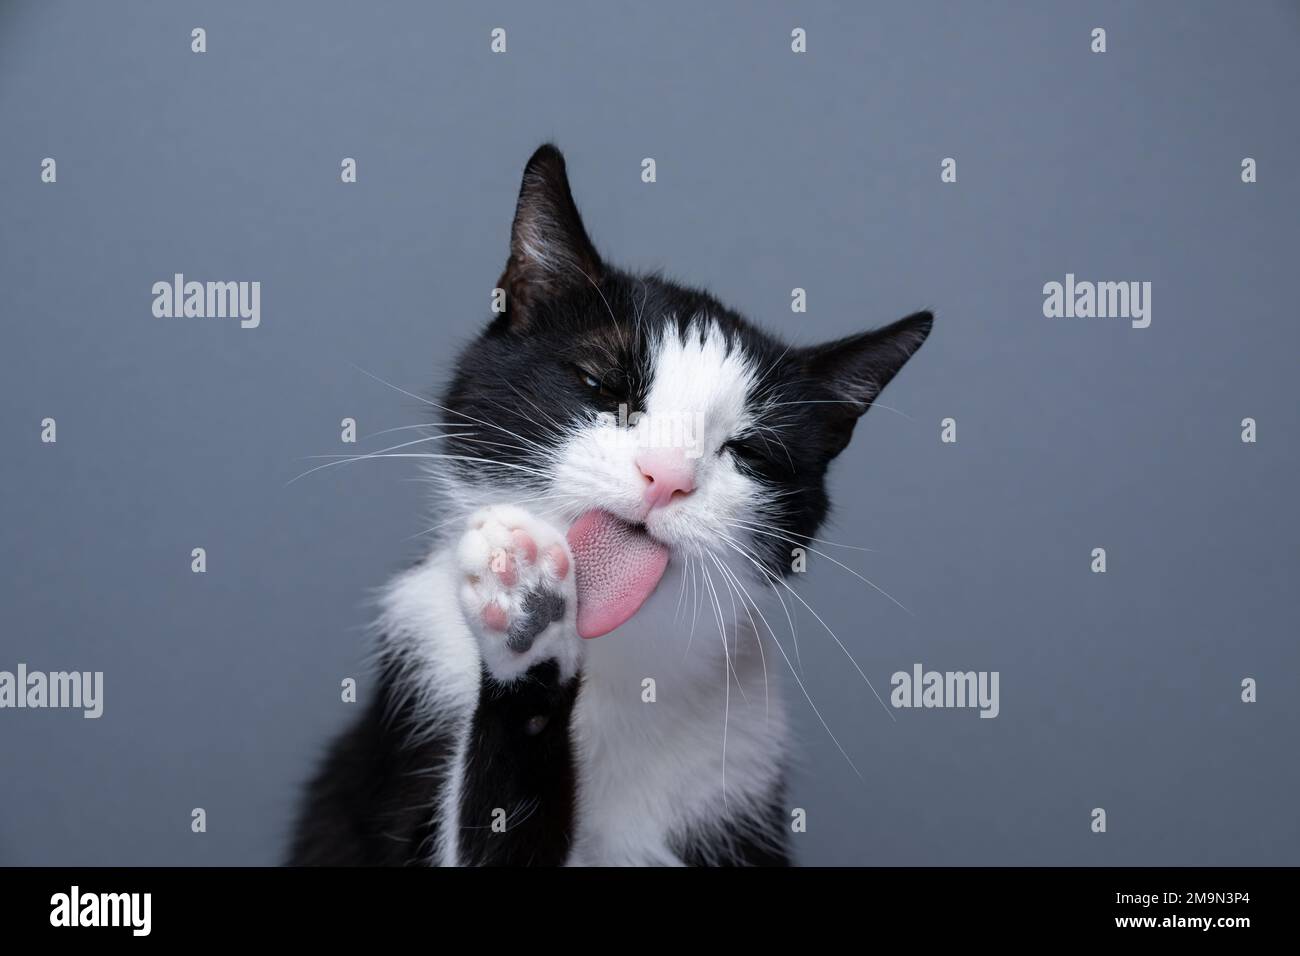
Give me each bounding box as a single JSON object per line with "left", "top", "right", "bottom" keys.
{"left": 1, "top": 0, "right": 1297, "bottom": 866}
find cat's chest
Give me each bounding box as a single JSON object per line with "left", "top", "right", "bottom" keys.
{"left": 565, "top": 569, "right": 789, "bottom": 865}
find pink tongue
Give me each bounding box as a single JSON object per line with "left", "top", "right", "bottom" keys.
{"left": 566, "top": 509, "right": 670, "bottom": 639}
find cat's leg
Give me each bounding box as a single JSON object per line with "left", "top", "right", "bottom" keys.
{"left": 286, "top": 666, "right": 456, "bottom": 866}
{"left": 448, "top": 504, "right": 584, "bottom": 866}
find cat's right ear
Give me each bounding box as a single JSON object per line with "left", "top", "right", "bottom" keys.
{"left": 801, "top": 310, "right": 933, "bottom": 459}
{"left": 496, "top": 144, "right": 603, "bottom": 330}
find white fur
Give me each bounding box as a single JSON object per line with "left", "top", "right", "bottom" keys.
{"left": 378, "top": 317, "right": 792, "bottom": 865}
{"left": 455, "top": 504, "right": 582, "bottom": 683}
{"left": 549, "top": 319, "right": 773, "bottom": 553}
{"left": 374, "top": 551, "right": 478, "bottom": 868}
{"left": 570, "top": 559, "right": 789, "bottom": 865}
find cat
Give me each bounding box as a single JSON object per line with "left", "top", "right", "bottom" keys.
{"left": 287, "top": 144, "right": 931, "bottom": 866}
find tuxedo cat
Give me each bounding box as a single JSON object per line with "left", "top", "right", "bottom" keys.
{"left": 288, "top": 145, "right": 931, "bottom": 866}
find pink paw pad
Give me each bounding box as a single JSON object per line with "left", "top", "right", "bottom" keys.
{"left": 482, "top": 603, "right": 509, "bottom": 632}
{"left": 544, "top": 544, "right": 569, "bottom": 580}
{"left": 489, "top": 549, "right": 517, "bottom": 586}
{"left": 511, "top": 529, "right": 538, "bottom": 565}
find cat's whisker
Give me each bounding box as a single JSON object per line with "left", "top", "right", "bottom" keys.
{"left": 749, "top": 423, "right": 795, "bottom": 473}
{"left": 699, "top": 564, "right": 734, "bottom": 811}
{"left": 443, "top": 434, "right": 562, "bottom": 460}
{"left": 466, "top": 410, "right": 566, "bottom": 460}
{"left": 729, "top": 518, "right": 877, "bottom": 554}
{"left": 715, "top": 534, "right": 895, "bottom": 726}
{"left": 714, "top": 553, "right": 740, "bottom": 659}
{"left": 358, "top": 422, "right": 472, "bottom": 440}
{"left": 745, "top": 348, "right": 798, "bottom": 426}
{"left": 712, "top": 540, "right": 864, "bottom": 778}
{"left": 295, "top": 454, "right": 560, "bottom": 494}
{"left": 634, "top": 279, "right": 649, "bottom": 334}
{"left": 350, "top": 363, "right": 560, "bottom": 458}
{"left": 288, "top": 433, "right": 480, "bottom": 484}
{"left": 711, "top": 528, "right": 802, "bottom": 668}
{"left": 764, "top": 398, "right": 915, "bottom": 422}
{"left": 580, "top": 335, "right": 622, "bottom": 377}
{"left": 700, "top": 563, "right": 747, "bottom": 704}
{"left": 683, "top": 555, "right": 702, "bottom": 662}
{"left": 300, "top": 453, "right": 555, "bottom": 483}
{"left": 765, "top": 574, "right": 801, "bottom": 672}
{"left": 403, "top": 490, "right": 585, "bottom": 542}
{"left": 575, "top": 264, "right": 631, "bottom": 353}
{"left": 673, "top": 554, "right": 692, "bottom": 623}
{"left": 708, "top": 552, "right": 771, "bottom": 722}
{"left": 303, "top": 433, "right": 553, "bottom": 477}
{"left": 732, "top": 522, "right": 911, "bottom": 616}
{"left": 479, "top": 393, "right": 569, "bottom": 447}
{"left": 504, "top": 381, "right": 573, "bottom": 441}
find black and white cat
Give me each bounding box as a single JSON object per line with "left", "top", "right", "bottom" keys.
{"left": 288, "top": 145, "right": 931, "bottom": 867}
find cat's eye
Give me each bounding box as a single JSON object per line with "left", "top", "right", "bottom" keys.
{"left": 573, "top": 365, "right": 627, "bottom": 402}
{"left": 722, "top": 437, "right": 763, "bottom": 464}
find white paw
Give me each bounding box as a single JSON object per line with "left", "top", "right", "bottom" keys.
{"left": 456, "top": 505, "right": 580, "bottom": 683}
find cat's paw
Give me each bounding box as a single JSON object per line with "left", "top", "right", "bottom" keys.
{"left": 456, "top": 504, "right": 581, "bottom": 684}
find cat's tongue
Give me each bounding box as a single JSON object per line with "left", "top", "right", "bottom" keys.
{"left": 567, "top": 509, "right": 670, "bottom": 639}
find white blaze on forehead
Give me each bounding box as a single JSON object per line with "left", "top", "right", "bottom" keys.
{"left": 543, "top": 314, "right": 770, "bottom": 553}
{"left": 642, "top": 318, "right": 756, "bottom": 453}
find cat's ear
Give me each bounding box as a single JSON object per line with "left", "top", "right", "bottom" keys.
{"left": 801, "top": 310, "right": 933, "bottom": 458}
{"left": 496, "top": 144, "right": 603, "bottom": 330}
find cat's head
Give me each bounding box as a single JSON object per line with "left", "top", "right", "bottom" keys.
{"left": 439, "top": 145, "right": 930, "bottom": 632}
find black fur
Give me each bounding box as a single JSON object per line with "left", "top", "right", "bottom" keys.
{"left": 674, "top": 787, "right": 792, "bottom": 867}
{"left": 289, "top": 144, "right": 931, "bottom": 866}
{"left": 445, "top": 144, "right": 931, "bottom": 574}
{"left": 508, "top": 588, "right": 565, "bottom": 654}
{"left": 287, "top": 654, "right": 453, "bottom": 866}
{"left": 455, "top": 662, "right": 581, "bottom": 866}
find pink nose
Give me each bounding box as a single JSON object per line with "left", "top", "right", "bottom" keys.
{"left": 636, "top": 448, "right": 696, "bottom": 510}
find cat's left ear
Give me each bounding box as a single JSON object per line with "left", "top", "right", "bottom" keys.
{"left": 497, "top": 144, "right": 604, "bottom": 330}
{"left": 801, "top": 310, "right": 933, "bottom": 457}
